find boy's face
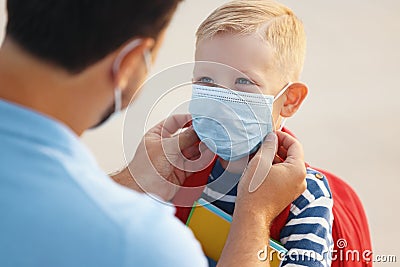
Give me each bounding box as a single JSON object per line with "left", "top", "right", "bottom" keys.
{"left": 194, "top": 33, "right": 288, "bottom": 129}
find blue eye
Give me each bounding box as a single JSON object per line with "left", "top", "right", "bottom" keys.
{"left": 236, "top": 78, "right": 254, "bottom": 85}
{"left": 198, "top": 77, "right": 215, "bottom": 84}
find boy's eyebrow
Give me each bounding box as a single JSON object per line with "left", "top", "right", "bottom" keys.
{"left": 238, "top": 69, "right": 263, "bottom": 83}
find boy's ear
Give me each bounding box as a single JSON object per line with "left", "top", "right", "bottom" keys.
{"left": 280, "top": 82, "right": 308, "bottom": 117}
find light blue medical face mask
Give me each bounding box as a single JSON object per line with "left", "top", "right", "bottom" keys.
{"left": 189, "top": 83, "right": 291, "bottom": 161}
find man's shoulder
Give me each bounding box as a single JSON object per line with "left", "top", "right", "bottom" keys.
{"left": 58, "top": 171, "right": 207, "bottom": 266}
{"left": 1, "top": 159, "right": 205, "bottom": 266}
{"left": 103, "top": 185, "right": 207, "bottom": 266}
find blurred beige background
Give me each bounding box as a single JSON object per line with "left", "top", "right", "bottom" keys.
{"left": 1, "top": 0, "right": 399, "bottom": 264}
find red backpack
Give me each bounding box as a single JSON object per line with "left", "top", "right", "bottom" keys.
{"left": 174, "top": 128, "right": 372, "bottom": 267}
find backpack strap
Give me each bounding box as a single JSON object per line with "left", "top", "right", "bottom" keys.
{"left": 282, "top": 128, "right": 372, "bottom": 266}
{"left": 269, "top": 205, "right": 291, "bottom": 241}
{"left": 313, "top": 167, "right": 373, "bottom": 267}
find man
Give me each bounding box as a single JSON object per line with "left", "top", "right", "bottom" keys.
{"left": 0, "top": 1, "right": 306, "bottom": 266}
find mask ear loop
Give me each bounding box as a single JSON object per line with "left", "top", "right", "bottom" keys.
{"left": 143, "top": 49, "right": 152, "bottom": 73}
{"left": 273, "top": 82, "right": 293, "bottom": 131}
{"left": 278, "top": 118, "right": 287, "bottom": 131}
{"left": 114, "top": 87, "right": 122, "bottom": 113}
{"left": 112, "top": 39, "right": 144, "bottom": 113}
{"left": 112, "top": 39, "right": 143, "bottom": 75}
{"left": 274, "top": 82, "right": 293, "bottom": 101}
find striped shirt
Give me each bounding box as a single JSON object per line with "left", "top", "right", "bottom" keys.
{"left": 201, "top": 159, "right": 334, "bottom": 267}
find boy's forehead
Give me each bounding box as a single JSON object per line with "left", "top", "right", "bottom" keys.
{"left": 195, "top": 33, "right": 275, "bottom": 75}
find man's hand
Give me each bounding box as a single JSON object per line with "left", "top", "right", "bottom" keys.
{"left": 112, "top": 114, "right": 214, "bottom": 201}
{"left": 237, "top": 131, "right": 307, "bottom": 220}
{"left": 218, "top": 131, "right": 307, "bottom": 267}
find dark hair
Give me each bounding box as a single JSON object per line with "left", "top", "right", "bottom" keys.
{"left": 6, "top": 0, "right": 181, "bottom": 73}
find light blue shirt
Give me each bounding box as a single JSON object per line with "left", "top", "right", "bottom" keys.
{"left": 0, "top": 100, "right": 207, "bottom": 267}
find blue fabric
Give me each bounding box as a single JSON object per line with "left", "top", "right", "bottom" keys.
{"left": 201, "top": 159, "right": 240, "bottom": 214}
{"left": 207, "top": 257, "right": 217, "bottom": 267}
{"left": 0, "top": 100, "right": 207, "bottom": 267}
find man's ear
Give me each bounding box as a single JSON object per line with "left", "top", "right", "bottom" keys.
{"left": 280, "top": 82, "right": 308, "bottom": 117}
{"left": 113, "top": 38, "right": 154, "bottom": 91}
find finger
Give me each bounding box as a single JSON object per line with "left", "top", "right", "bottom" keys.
{"left": 258, "top": 132, "right": 279, "bottom": 157}
{"left": 160, "top": 114, "right": 192, "bottom": 137}
{"left": 277, "top": 145, "right": 288, "bottom": 160}
{"left": 162, "top": 135, "right": 214, "bottom": 173}
{"left": 183, "top": 147, "right": 216, "bottom": 173}
{"left": 181, "top": 142, "right": 201, "bottom": 159}
{"left": 248, "top": 132, "right": 278, "bottom": 192}
{"left": 175, "top": 126, "right": 200, "bottom": 150}
{"left": 276, "top": 131, "right": 297, "bottom": 151}
{"left": 186, "top": 142, "right": 215, "bottom": 161}
{"left": 275, "top": 131, "right": 304, "bottom": 165}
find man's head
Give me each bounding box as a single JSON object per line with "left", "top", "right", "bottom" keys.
{"left": 3, "top": 0, "right": 181, "bottom": 132}
{"left": 194, "top": 0, "right": 308, "bottom": 128}
{"left": 6, "top": 0, "right": 180, "bottom": 73}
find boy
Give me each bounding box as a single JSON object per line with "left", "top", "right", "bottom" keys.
{"left": 174, "top": 1, "right": 372, "bottom": 266}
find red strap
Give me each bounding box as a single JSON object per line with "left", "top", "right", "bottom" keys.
{"left": 282, "top": 128, "right": 372, "bottom": 266}
{"left": 313, "top": 167, "right": 373, "bottom": 267}
{"left": 174, "top": 157, "right": 216, "bottom": 223}
{"left": 269, "top": 205, "right": 291, "bottom": 241}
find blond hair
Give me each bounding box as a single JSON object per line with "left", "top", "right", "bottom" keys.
{"left": 196, "top": 0, "right": 306, "bottom": 81}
